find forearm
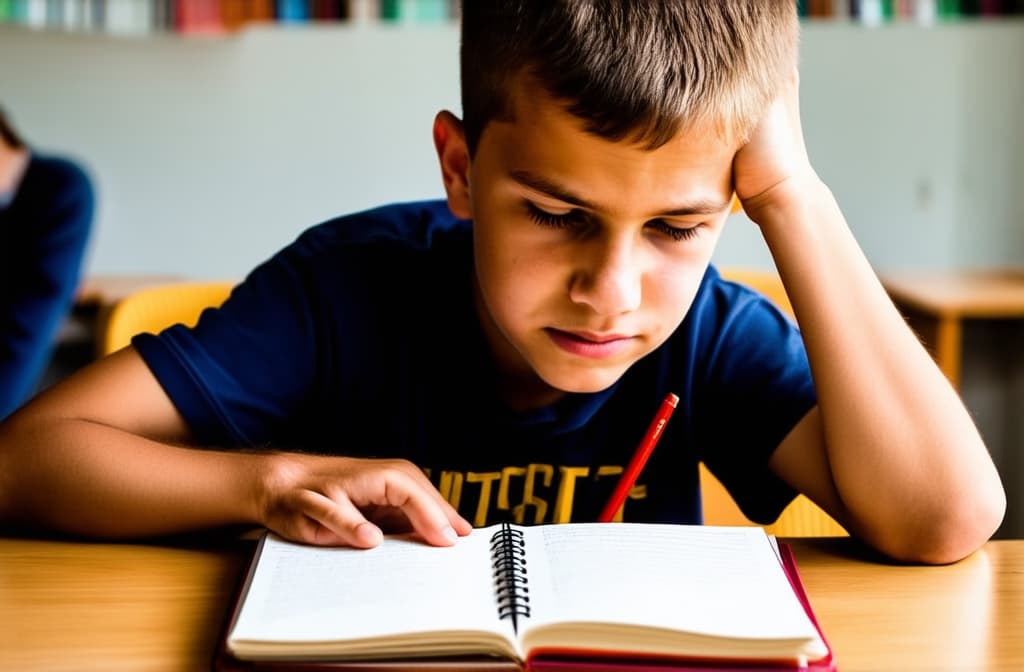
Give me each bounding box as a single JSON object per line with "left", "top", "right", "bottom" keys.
{"left": 753, "top": 176, "right": 1005, "bottom": 561}
{"left": 0, "top": 416, "right": 269, "bottom": 538}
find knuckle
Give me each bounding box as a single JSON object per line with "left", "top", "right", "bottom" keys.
{"left": 381, "top": 457, "right": 418, "bottom": 473}
{"left": 380, "top": 465, "right": 415, "bottom": 489}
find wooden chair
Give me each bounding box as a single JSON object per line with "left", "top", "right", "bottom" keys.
{"left": 707, "top": 268, "right": 847, "bottom": 537}
{"left": 97, "top": 280, "right": 236, "bottom": 356}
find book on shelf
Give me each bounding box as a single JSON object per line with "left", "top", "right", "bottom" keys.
{"left": 216, "top": 522, "right": 835, "bottom": 671}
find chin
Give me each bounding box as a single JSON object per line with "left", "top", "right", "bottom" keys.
{"left": 536, "top": 362, "right": 628, "bottom": 395}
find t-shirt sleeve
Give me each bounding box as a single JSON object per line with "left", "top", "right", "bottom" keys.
{"left": 691, "top": 279, "right": 817, "bottom": 524}
{"left": 130, "top": 200, "right": 459, "bottom": 449}
{"left": 132, "top": 245, "right": 319, "bottom": 447}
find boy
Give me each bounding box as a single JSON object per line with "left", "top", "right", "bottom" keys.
{"left": 0, "top": 1, "right": 1004, "bottom": 563}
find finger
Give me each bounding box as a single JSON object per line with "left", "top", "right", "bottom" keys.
{"left": 449, "top": 512, "right": 474, "bottom": 536}
{"left": 423, "top": 483, "right": 473, "bottom": 535}
{"left": 355, "top": 470, "right": 461, "bottom": 546}
{"left": 298, "top": 489, "right": 383, "bottom": 548}
{"left": 418, "top": 482, "right": 473, "bottom": 536}
{"left": 392, "top": 462, "right": 474, "bottom": 536}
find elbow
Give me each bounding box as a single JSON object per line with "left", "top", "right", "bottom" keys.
{"left": 879, "top": 486, "right": 1006, "bottom": 565}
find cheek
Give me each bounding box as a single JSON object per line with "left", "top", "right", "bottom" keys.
{"left": 475, "top": 221, "right": 565, "bottom": 304}
{"left": 645, "top": 224, "right": 724, "bottom": 321}
{"left": 645, "top": 266, "right": 705, "bottom": 327}
{"left": 475, "top": 239, "right": 518, "bottom": 313}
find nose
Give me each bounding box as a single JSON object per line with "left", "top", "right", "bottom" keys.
{"left": 568, "top": 234, "right": 643, "bottom": 316}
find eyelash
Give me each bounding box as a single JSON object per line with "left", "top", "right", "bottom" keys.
{"left": 525, "top": 203, "right": 700, "bottom": 242}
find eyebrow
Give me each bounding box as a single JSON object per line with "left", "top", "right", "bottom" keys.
{"left": 509, "top": 170, "right": 730, "bottom": 217}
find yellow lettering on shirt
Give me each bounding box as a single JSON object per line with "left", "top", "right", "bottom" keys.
{"left": 551, "top": 465, "right": 590, "bottom": 523}
{"left": 430, "top": 462, "right": 646, "bottom": 526}
{"left": 438, "top": 470, "right": 464, "bottom": 510}
{"left": 465, "top": 471, "right": 502, "bottom": 526}
{"left": 512, "top": 463, "right": 554, "bottom": 524}
{"left": 496, "top": 466, "right": 527, "bottom": 520}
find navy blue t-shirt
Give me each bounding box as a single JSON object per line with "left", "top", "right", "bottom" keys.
{"left": 134, "top": 200, "right": 816, "bottom": 527}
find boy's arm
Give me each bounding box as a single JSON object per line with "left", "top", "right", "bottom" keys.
{"left": 0, "top": 348, "right": 470, "bottom": 547}
{"left": 734, "top": 71, "right": 1005, "bottom": 564}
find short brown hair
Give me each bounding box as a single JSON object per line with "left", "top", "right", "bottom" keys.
{"left": 0, "top": 107, "right": 26, "bottom": 149}
{"left": 460, "top": 1, "right": 798, "bottom": 154}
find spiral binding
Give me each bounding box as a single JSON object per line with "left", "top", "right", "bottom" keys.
{"left": 489, "top": 522, "right": 531, "bottom": 632}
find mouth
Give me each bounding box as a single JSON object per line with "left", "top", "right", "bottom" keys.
{"left": 545, "top": 328, "right": 636, "bottom": 359}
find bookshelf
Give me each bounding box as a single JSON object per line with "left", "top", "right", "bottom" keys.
{"left": 802, "top": 0, "right": 1024, "bottom": 23}
{"left": 1, "top": 0, "right": 1021, "bottom": 36}
{"left": 0, "top": 0, "right": 459, "bottom": 35}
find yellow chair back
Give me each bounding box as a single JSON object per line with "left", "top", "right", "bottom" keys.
{"left": 707, "top": 267, "right": 847, "bottom": 537}
{"left": 98, "top": 281, "right": 236, "bottom": 356}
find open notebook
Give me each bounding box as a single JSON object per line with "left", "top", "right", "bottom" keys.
{"left": 218, "top": 523, "right": 835, "bottom": 671}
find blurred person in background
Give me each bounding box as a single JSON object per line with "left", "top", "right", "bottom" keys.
{"left": 0, "top": 107, "right": 94, "bottom": 419}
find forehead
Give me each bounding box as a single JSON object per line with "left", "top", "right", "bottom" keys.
{"left": 476, "top": 78, "right": 737, "bottom": 212}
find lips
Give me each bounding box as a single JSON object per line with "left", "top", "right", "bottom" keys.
{"left": 545, "top": 328, "right": 635, "bottom": 359}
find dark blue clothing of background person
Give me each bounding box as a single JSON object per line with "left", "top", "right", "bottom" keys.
{"left": 133, "top": 200, "right": 816, "bottom": 528}
{"left": 0, "top": 153, "right": 94, "bottom": 419}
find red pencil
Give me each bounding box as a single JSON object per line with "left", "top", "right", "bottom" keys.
{"left": 598, "top": 392, "right": 679, "bottom": 523}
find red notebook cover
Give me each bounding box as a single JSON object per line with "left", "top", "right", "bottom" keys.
{"left": 214, "top": 541, "right": 836, "bottom": 672}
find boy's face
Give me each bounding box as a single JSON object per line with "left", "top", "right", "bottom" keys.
{"left": 437, "top": 82, "right": 736, "bottom": 407}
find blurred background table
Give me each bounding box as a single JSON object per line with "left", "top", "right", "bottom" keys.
{"left": 881, "top": 268, "right": 1024, "bottom": 390}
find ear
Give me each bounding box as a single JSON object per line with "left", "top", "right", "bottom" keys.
{"left": 432, "top": 110, "right": 472, "bottom": 219}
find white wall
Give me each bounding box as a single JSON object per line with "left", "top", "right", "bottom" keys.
{"left": 2, "top": 20, "right": 1022, "bottom": 279}
{"left": 2, "top": 23, "right": 463, "bottom": 278}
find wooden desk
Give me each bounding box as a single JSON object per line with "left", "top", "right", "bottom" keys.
{"left": 881, "top": 269, "right": 1024, "bottom": 389}
{"left": 0, "top": 535, "right": 1021, "bottom": 671}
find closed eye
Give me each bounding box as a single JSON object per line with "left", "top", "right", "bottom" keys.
{"left": 525, "top": 202, "right": 589, "bottom": 230}
{"left": 525, "top": 201, "right": 701, "bottom": 242}
{"left": 647, "top": 219, "right": 700, "bottom": 242}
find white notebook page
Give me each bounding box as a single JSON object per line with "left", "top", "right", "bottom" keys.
{"left": 521, "top": 523, "right": 820, "bottom": 642}
{"left": 229, "top": 530, "right": 515, "bottom": 645}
